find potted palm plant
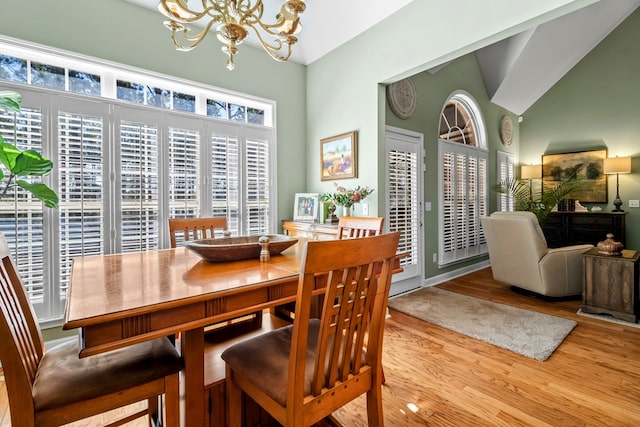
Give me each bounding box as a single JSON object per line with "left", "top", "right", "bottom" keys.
{"left": 0, "top": 91, "right": 58, "bottom": 207}
{"left": 494, "top": 176, "right": 580, "bottom": 226}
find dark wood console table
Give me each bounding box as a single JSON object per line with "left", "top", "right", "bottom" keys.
{"left": 542, "top": 211, "right": 627, "bottom": 248}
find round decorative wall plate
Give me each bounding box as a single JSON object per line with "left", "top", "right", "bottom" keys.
{"left": 499, "top": 115, "right": 513, "bottom": 145}
{"left": 387, "top": 78, "right": 417, "bottom": 119}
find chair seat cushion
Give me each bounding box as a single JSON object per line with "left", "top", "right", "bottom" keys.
{"left": 221, "top": 319, "right": 321, "bottom": 406}
{"left": 33, "top": 337, "right": 183, "bottom": 412}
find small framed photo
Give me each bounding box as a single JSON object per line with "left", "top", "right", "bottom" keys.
{"left": 320, "top": 130, "right": 357, "bottom": 181}
{"left": 293, "top": 193, "right": 319, "bottom": 221}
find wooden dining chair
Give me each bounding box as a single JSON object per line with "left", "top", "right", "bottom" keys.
{"left": 168, "top": 216, "right": 230, "bottom": 248}
{"left": 222, "top": 231, "right": 400, "bottom": 427}
{"left": 0, "top": 233, "right": 183, "bottom": 427}
{"left": 337, "top": 216, "right": 385, "bottom": 239}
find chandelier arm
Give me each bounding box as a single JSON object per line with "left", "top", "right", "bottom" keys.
{"left": 159, "top": 0, "right": 226, "bottom": 24}
{"left": 246, "top": 25, "right": 295, "bottom": 61}
{"left": 234, "top": 0, "right": 264, "bottom": 21}
{"left": 170, "top": 18, "right": 219, "bottom": 50}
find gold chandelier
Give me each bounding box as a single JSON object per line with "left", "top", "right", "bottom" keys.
{"left": 158, "top": 0, "right": 306, "bottom": 70}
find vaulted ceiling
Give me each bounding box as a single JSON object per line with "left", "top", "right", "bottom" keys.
{"left": 127, "top": 0, "right": 639, "bottom": 115}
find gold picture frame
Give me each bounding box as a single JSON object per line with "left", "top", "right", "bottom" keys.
{"left": 320, "top": 131, "right": 357, "bottom": 181}
{"left": 542, "top": 149, "right": 607, "bottom": 203}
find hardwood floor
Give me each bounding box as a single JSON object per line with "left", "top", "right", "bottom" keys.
{"left": 2, "top": 267, "right": 639, "bottom": 426}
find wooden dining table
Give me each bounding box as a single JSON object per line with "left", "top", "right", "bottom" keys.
{"left": 63, "top": 237, "right": 403, "bottom": 426}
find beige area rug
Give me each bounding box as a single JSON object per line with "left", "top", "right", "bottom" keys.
{"left": 577, "top": 309, "right": 640, "bottom": 329}
{"left": 387, "top": 287, "right": 577, "bottom": 361}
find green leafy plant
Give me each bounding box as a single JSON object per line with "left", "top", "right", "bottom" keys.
{"left": 494, "top": 176, "right": 581, "bottom": 225}
{"left": 0, "top": 91, "right": 58, "bottom": 208}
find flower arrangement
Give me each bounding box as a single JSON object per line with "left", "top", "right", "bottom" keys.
{"left": 320, "top": 183, "right": 374, "bottom": 208}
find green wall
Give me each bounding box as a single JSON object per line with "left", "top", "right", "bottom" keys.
{"left": 520, "top": 7, "right": 640, "bottom": 249}
{"left": 0, "top": 0, "right": 308, "bottom": 226}
{"left": 305, "top": 0, "right": 595, "bottom": 281}
{"left": 385, "top": 53, "right": 517, "bottom": 278}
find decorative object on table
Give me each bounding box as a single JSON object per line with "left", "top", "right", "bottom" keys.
{"left": 542, "top": 149, "right": 607, "bottom": 203}
{"left": 158, "top": 0, "right": 306, "bottom": 71}
{"left": 597, "top": 233, "right": 624, "bottom": 256}
{"left": 259, "top": 235, "right": 270, "bottom": 262}
{"left": 556, "top": 198, "right": 576, "bottom": 212}
{"left": 387, "top": 78, "right": 417, "bottom": 119}
{"left": 320, "top": 182, "right": 374, "bottom": 217}
{"left": 325, "top": 202, "right": 338, "bottom": 224}
{"left": 603, "top": 155, "right": 632, "bottom": 212}
{"left": 499, "top": 115, "right": 514, "bottom": 146}
{"left": 183, "top": 234, "right": 297, "bottom": 262}
{"left": 320, "top": 130, "right": 357, "bottom": 180}
{"left": 574, "top": 201, "right": 588, "bottom": 212}
{"left": 292, "top": 192, "right": 318, "bottom": 221}
{"left": 0, "top": 91, "right": 58, "bottom": 208}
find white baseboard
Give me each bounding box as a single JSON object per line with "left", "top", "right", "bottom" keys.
{"left": 423, "top": 259, "right": 490, "bottom": 287}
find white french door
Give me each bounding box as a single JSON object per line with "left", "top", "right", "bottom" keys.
{"left": 385, "top": 126, "right": 423, "bottom": 296}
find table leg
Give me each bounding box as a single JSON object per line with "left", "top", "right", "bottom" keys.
{"left": 182, "top": 327, "right": 205, "bottom": 426}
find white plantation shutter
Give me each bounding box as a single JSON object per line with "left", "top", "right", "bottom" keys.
{"left": 57, "top": 110, "right": 105, "bottom": 302}
{"left": 119, "top": 120, "right": 160, "bottom": 252}
{"left": 0, "top": 85, "right": 275, "bottom": 324}
{"left": 387, "top": 149, "right": 419, "bottom": 269}
{"left": 168, "top": 126, "right": 200, "bottom": 219}
{"left": 439, "top": 139, "right": 488, "bottom": 265}
{"left": 0, "top": 105, "right": 47, "bottom": 317}
{"left": 497, "top": 151, "right": 515, "bottom": 211}
{"left": 245, "top": 137, "right": 270, "bottom": 235}
{"left": 211, "top": 133, "right": 239, "bottom": 234}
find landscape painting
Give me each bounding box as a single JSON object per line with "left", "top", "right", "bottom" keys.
{"left": 541, "top": 149, "right": 607, "bottom": 203}
{"left": 320, "top": 131, "right": 357, "bottom": 181}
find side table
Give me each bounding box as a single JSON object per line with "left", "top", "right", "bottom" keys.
{"left": 582, "top": 248, "right": 640, "bottom": 323}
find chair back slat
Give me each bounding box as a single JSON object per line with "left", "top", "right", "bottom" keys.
{"left": 168, "top": 217, "right": 228, "bottom": 248}
{"left": 289, "top": 232, "right": 399, "bottom": 400}
{"left": 336, "top": 216, "right": 384, "bottom": 240}
{"left": 0, "top": 233, "right": 44, "bottom": 414}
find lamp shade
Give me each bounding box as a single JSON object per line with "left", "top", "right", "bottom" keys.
{"left": 520, "top": 164, "right": 541, "bottom": 180}
{"left": 603, "top": 157, "right": 631, "bottom": 174}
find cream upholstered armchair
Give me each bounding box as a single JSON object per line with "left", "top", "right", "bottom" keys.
{"left": 481, "top": 211, "right": 593, "bottom": 297}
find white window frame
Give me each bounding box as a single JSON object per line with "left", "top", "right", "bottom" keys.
{"left": 0, "top": 36, "right": 277, "bottom": 325}
{"left": 438, "top": 91, "right": 488, "bottom": 267}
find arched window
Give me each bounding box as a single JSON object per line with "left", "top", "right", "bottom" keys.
{"left": 438, "top": 91, "right": 488, "bottom": 266}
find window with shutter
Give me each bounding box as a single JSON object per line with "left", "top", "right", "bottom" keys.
{"left": 438, "top": 92, "right": 488, "bottom": 266}
{"left": 245, "top": 137, "right": 270, "bottom": 235}
{"left": 58, "top": 111, "right": 105, "bottom": 307}
{"left": 0, "top": 37, "right": 276, "bottom": 324}
{"left": 119, "top": 120, "right": 160, "bottom": 252}
{"left": 497, "top": 151, "right": 515, "bottom": 211}
{"left": 0, "top": 106, "right": 47, "bottom": 317}
{"left": 168, "top": 126, "right": 201, "bottom": 219}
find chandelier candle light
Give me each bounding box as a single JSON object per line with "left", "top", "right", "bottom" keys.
{"left": 158, "top": 0, "right": 306, "bottom": 70}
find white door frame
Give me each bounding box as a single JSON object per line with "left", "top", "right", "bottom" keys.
{"left": 385, "top": 125, "right": 424, "bottom": 296}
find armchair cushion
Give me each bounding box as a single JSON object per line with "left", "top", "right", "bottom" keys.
{"left": 481, "top": 211, "right": 592, "bottom": 297}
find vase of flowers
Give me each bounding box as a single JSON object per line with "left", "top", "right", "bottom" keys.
{"left": 320, "top": 183, "right": 374, "bottom": 218}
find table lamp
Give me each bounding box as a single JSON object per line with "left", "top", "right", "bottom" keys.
{"left": 521, "top": 164, "right": 542, "bottom": 205}
{"left": 603, "top": 156, "right": 631, "bottom": 212}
